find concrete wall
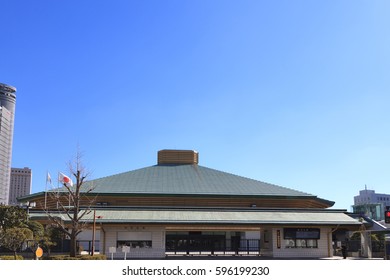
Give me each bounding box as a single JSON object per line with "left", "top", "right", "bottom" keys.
{"left": 102, "top": 225, "right": 165, "bottom": 259}
{"left": 80, "top": 225, "right": 336, "bottom": 259}
{"left": 260, "top": 227, "right": 273, "bottom": 257}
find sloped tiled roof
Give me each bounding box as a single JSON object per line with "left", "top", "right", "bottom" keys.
{"left": 19, "top": 163, "right": 334, "bottom": 207}
{"left": 84, "top": 164, "right": 319, "bottom": 198}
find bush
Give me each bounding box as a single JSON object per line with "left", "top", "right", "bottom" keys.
{"left": 0, "top": 255, "right": 24, "bottom": 260}
{"left": 79, "top": 254, "right": 107, "bottom": 260}
{"left": 43, "top": 255, "right": 78, "bottom": 260}
{"left": 43, "top": 254, "right": 106, "bottom": 260}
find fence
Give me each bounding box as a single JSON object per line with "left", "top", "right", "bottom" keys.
{"left": 76, "top": 240, "right": 100, "bottom": 254}
{"left": 166, "top": 238, "right": 261, "bottom": 256}
{"left": 335, "top": 239, "right": 389, "bottom": 259}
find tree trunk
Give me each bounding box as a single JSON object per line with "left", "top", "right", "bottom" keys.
{"left": 13, "top": 251, "right": 17, "bottom": 260}
{"left": 70, "top": 236, "right": 77, "bottom": 257}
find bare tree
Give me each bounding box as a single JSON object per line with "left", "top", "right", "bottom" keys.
{"left": 45, "top": 152, "right": 96, "bottom": 257}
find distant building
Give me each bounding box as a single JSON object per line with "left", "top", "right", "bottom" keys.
{"left": 352, "top": 188, "right": 390, "bottom": 221}
{"left": 0, "top": 83, "right": 17, "bottom": 205}
{"left": 9, "top": 167, "right": 32, "bottom": 205}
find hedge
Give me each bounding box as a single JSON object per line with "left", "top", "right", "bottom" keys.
{"left": 44, "top": 254, "right": 107, "bottom": 260}
{"left": 0, "top": 255, "right": 24, "bottom": 260}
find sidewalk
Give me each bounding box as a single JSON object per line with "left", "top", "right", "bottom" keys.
{"left": 164, "top": 255, "right": 386, "bottom": 260}
{"left": 321, "top": 256, "right": 385, "bottom": 260}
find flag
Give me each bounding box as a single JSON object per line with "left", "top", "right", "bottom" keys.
{"left": 45, "top": 172, "right": 51, "bottom": 209}
{"left": 59, "top": 172, "right": 73, "bottom": 187}
{"left": 46, "top": 172, "right": 52, "bottom": 184}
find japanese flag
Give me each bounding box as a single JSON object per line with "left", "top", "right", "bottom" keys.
{"left": 59, "top": 172, "right": 73, "bottom": 187}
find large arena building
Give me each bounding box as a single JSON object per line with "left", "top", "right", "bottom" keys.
{"left": 20, "top": 149, "right": 361, "bottom": 259}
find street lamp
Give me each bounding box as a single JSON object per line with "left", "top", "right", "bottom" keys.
{"left": 24, "top": 201, "right": 36, "bottom": 221}
{"left": 91, "top": 209, "right": 103, "bottom": 256}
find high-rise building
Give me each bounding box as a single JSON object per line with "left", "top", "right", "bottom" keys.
{"left": 0, "top": 83, "right": 16, "bottom": 205}
{"left": 9, "top": 167, "right": 32, "bottom": 205}
{"left": 352, "top": 187, "right": 390, "bottom": 221}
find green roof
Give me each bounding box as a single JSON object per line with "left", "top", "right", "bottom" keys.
{"left": 19, "top": 164, "right": 333, "bottom": 206}
{"left": 85, "top": 164, "right": 320, "bottom": 198}
{"left": 30, "top": 208, "right": 360, "bottom": 226}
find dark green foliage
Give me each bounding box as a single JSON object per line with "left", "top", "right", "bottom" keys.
{"left": 38, "top": 226, "right": 61, "bottom": 255}
{"left": 27, "top": 220, "right": 45, "bottom": 243}
{"left": 0, "top": 205, "right": 28, "bottom": 230}
{"left": 350, "top": 231, "right": 385, "bottom": 242}
{"left": 0, "top": 227, "right": 33, "bottom": 259}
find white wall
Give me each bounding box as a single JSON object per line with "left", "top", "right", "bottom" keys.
{"left": 260, "top": 227, "right": 273, "bottom": 257}
{"left": 244, "top": 231, "right": 260, "bottom": 239}
{"left": 103, "top": 226, "right": 165, "bottom": 259}
{"left": 271, "top": 227, "right": 332, "bottom": 258}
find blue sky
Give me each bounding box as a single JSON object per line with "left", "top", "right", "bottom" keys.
{"left": 1, "top": 0, "right": 390, "bottom": 210}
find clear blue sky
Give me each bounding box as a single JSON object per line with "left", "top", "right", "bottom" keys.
{"left": 1, "top": 0, "right": 389, "bottom": 210}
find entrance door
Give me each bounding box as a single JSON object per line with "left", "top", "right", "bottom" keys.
{"left": 166, "top": 234, "right": 225, "bottom": 254}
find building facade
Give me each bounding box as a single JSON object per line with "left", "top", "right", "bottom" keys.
{"left": 353, "top": 188, "right": 390, "bottom": 221}
{"left": 0, "top": 83, "right": 17, "bottom": 205}
{"left": 22, "top": 149, "right": 361, "bottom": 259}
{"left": 9, "top": 167, "right": 32, "bottom": 205}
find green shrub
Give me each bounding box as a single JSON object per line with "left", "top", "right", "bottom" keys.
{"left": 0, "top": 255, "right": 24, "bottom": 260}
{"left": 42, "top": 255, "right": 60, "bottom": 260}
{"left": 78, "top": 254, "right": 106, "bottom": 260}
{"left": 43, "top": 254, "right": 106, "bottom": 260}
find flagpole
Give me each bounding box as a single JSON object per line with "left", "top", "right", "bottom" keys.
{"left": 44, "top": 171, "right": 48, "bottom": 209}
{"left": 57, "top": 172, "right": 60, "bottom": 209}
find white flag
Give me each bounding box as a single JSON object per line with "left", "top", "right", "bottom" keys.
{"left": 46, "top": 172, "right": 52, "bottom": 184}
{"left": 59, "top": 172, "right": 73, "bottom": 187}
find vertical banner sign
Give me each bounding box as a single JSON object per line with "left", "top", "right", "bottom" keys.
{"left": 277, "top": 230, "right": 281, "bottom": 249}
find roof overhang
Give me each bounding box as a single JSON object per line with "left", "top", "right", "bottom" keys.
{"left": 30, "top": 208, "right": 361, "bottom": 227}
{"left": 19, "top": 192, "right": 334, "bottom": 209}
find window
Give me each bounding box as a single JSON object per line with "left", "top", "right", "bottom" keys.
{"left": 117, "top": 240, "right": 152, "bottom": 249}
{"left": 96, "top": 202, "right": 109, "bottom": 206}
{"left": 284, "top": 228, "right": 320, "bottom": 249}
{"left": 285, "top": 239, "right": 318, "bottom": 248}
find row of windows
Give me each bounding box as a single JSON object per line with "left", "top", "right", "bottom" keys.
{"left": 117, "top": 240, "right": 152, "bottom": 249}
{"left": 283, "top": 228, "right": 320, "bottom": 249}
{"left": 96, "top": 202, "right": 110, "bottom": 206}
{"left": 11, "top": 169, "right": 31, "bottom": 173}
{"left": 10, "top": 182, "right": 31, "bottom": 185}
{"left": 356, "top": 196, "right": 390, "bottom": 203}
{"left": 285, "top": 239, "right": 318, "bottom": 248}
{"left": 117, "top": 235, "right": 319, "bottom": 250}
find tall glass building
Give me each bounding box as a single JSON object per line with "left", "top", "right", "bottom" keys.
{"left": 0, "top": 83, "right": 16, "bottom": 205}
